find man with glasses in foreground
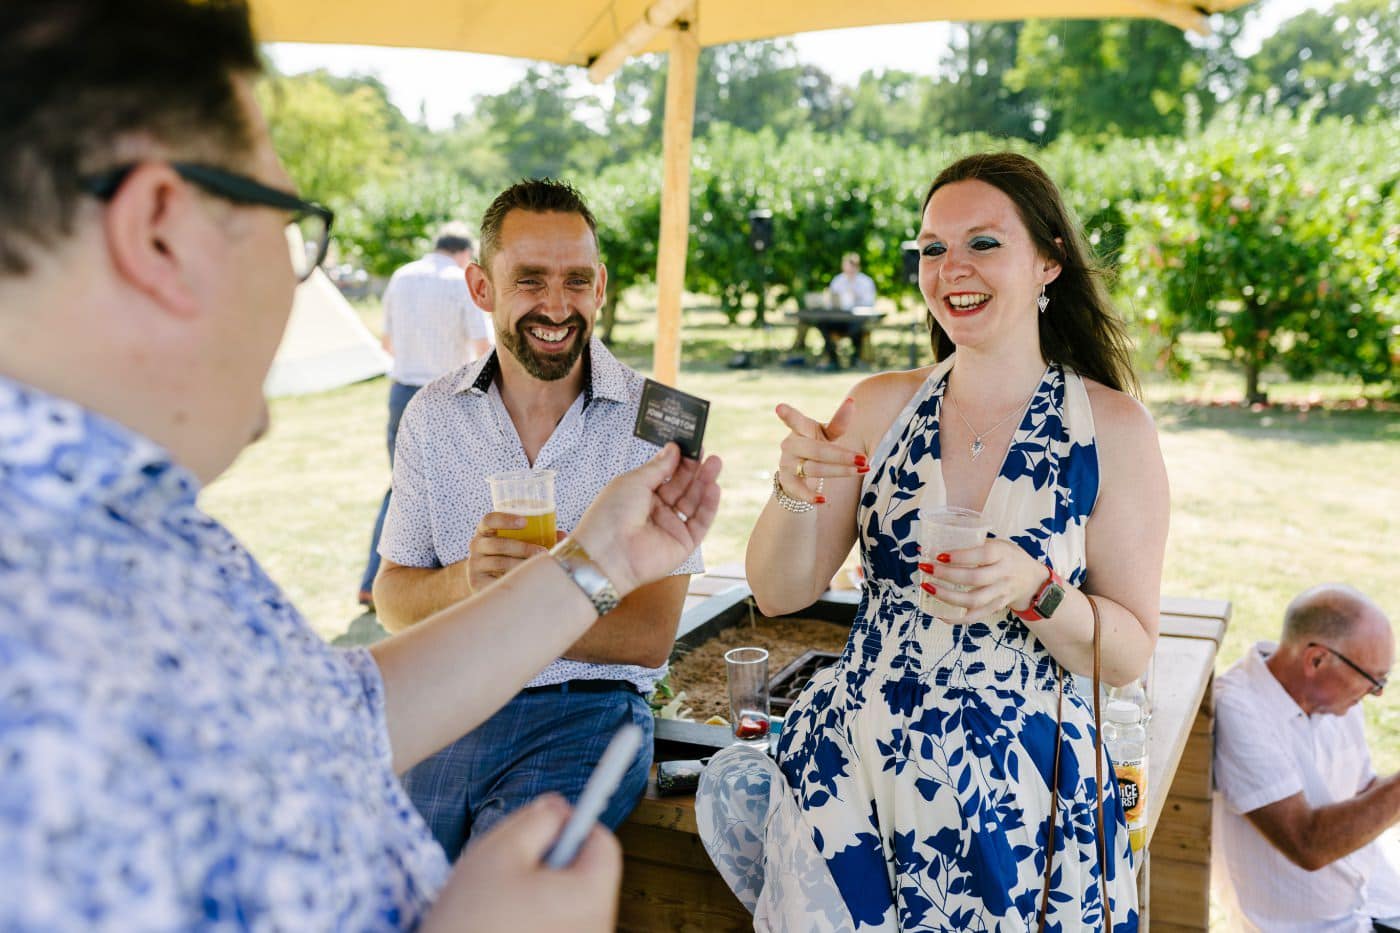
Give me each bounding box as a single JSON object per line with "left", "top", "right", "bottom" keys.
{"left": 0, "top": 1, "right": 722, "bottom": 929}
{"left": 1213, "top": 583, "right": 1400, "bottom": 932}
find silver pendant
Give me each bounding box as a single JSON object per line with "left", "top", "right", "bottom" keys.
{"left": 970, "top": 437, "right": 985, "bottom": 460}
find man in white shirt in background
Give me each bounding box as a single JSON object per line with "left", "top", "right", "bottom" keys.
{"left": 827, "top": 251, "right": 876, "bottom": 310}
{"left": 1213, "top": 583, "right": 1400, "bottom": 932}
{"left": 358, "top": 225, "right": 492, "bottom": 607}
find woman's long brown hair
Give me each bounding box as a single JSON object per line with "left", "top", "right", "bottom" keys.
{"left": 921, "top": 152, "right": 1141, "bottom": 397}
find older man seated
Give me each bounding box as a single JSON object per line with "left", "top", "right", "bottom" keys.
{"left": 1213, "top": 583, "right": 1400, "bottom": 932}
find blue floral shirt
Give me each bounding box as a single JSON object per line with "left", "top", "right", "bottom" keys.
{"left": 0, "top": 377, "right": 448, "bottom": 930}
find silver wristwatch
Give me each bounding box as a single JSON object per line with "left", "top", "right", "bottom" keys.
{"left": 550, "top": 538, "right": 621, "bottom": 617}
{"left": 772, "top": 470, "right": 817, "bottom": 513}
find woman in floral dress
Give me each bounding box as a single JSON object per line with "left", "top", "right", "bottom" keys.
{"left": 700, "top": 153, "right": 1167, "bottom": 931}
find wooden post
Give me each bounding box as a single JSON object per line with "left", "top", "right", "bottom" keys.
{"left": 651, "top": 14, "right": 698, "bottom": 386}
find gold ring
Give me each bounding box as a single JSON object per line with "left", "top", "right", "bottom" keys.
{"left": 795, "top": 459, "right": 807, "bottom": 479}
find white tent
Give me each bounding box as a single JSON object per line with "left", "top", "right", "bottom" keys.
{"left": 264, "top": 269, "right": 390, "bottom": 398}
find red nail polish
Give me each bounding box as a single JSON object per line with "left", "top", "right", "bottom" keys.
{"left": 920, "top": 582, "right": 937, "bottom": 595}
{"left": 936, "top": 553, "right": 951, "bottom": 563}
{"left": 814, "top": 495, "right": 827, "bottom": 504}
{"left": 918, "top": 562, "right": 935, "bottom": 574}
{"left": 857, "top": 466, "right": 870, "bottom": 474}
{"left": 854, "top": 454, "right": 868, "bottom": 466}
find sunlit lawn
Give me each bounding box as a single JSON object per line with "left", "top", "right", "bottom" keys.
{"left": 202, "top": 303, "right": 1400, "bottom": 771}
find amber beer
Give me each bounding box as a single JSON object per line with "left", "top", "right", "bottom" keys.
{"left": 496, "top": 502, "right": 557, "bottom": 549}
{"left": 487, "top": 469, "right": 557, "bottom": 549}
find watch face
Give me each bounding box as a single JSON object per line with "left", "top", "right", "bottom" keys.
{"left": 1037, "top": 583, "right": 1067, "bottom": 619}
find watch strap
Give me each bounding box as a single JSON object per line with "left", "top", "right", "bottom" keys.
{"left": 550, "top": 538, "right": 621, "bottom": 617}
{"left": 1011, "top": 564, "right": 1066, "bottom": 623}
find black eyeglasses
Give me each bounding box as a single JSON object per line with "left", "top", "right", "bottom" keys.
{"left": 79, "top": 162, "right": 334, "bottom": 283}
{"left": 1309, "top": 642, "right": 1388, "bottom": 696}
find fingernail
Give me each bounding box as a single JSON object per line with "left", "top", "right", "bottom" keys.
{"left": 920, "top": 582, "right": 937, "bottom": 595}
{"left": 918, "top": 562, "right": 935, "bottom": 574}
{"left": 936, "top": 553, "right": 951, "bottom": 563}
{"left": 814, "top": 495, "right": 827, "bottom": 504}
{"left": 853, "top": 454, "right": 868, "bottom": 466}
{"left": 856, "top": 466, "right": 870, "bottom": 474}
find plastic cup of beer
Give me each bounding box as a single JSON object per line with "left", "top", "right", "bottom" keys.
{"left": 918, "top": 505, "right": 992, "bottom": 621}
{"left": 724, "top": 647, "right": 771, "bottom": 748}
{"left": 487, "top": 469, "right": 557, "bottom": 548}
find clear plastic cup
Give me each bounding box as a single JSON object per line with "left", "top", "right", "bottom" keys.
{"left": 724, "top": 647, "right": 771, "bottom": 747}
{"left": 487, "top": 469, "right": 557, "bottom": 548}
{"left": 918, "top": 505, "right": 992, "bottom": 621}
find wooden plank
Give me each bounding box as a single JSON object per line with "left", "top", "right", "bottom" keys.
{"left": 1147, "top": 797, "right": 1211, "bottom": 865}
{"left": 688, "top": 575, "right": 747, "bottom": 597}
{"left": 618, "top": 821, "right": 724, "bottom": 873}
{"left": 617, "top": 856, "right": 751, "bottom": 932}
{"left": 1159, "top": 612, "right": 1227, "bottom": 643}
{"left": 1150, "top": 857, "right": 1211, "bottom": 930}
{"left": 1143, "top": 639, "right": 1215, "bottom": 846}
{"left": 1159, "top": 595, "right": 1234, "bottom": 622}
{"left": 1169, "top": 717, "right": 1213, "bottom": 802}
{"left": 650, "top": 16, "right": 698, "bottom": 386}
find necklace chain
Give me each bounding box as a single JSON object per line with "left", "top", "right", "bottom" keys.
{"left": 946, "top": 383, "right": 1039, "bottom": 460}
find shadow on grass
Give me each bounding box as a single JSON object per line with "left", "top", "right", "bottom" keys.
{"left": 332, "top": 612, "right": 389, "bottom": 648}
{"left": 1151, "top": 399, "right": 1399, "bottom": 445}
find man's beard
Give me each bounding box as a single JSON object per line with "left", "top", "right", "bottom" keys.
{"left": 499, "top": 312, "right": 590, "bottom": 382}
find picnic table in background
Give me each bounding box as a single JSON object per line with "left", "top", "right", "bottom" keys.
{"left": 787, "top": 306, "right": 886, "bottom": 370}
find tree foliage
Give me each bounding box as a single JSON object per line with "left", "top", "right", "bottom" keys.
{"left": 1120, "top": 107, "right": 1398, "bottom": 400}
{"left": 258, "top": 71, "right": 402, "bottom": 209}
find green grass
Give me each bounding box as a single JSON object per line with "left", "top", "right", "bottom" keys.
{"left": 201, "top": 304, "right": 1400, "bottom": 771}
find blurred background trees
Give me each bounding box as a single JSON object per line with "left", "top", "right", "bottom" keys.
{"left": 261, "top": 2, "right": 1400, "bottom": 397}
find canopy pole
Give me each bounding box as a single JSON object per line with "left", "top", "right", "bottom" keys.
{"left": 651, "top": 17, "right": 698, "bottom": 385}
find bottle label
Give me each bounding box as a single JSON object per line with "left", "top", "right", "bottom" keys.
{"left": 1114, "top": 759, "right": 1147, "bottom": 827}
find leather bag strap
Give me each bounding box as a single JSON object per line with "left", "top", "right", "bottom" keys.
{"left": 1036, "top": 664, "right": 1064, "bottom": 932}
{"left": 1038, "top": 595, "right": 1114, "bottom": 932}
{"left": 1090, "top": 595, "right": 1113, "bottom": 932}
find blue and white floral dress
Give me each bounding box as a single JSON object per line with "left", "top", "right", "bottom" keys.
{"left": 698, "top": 356, "right": 1138, "bottom": 931}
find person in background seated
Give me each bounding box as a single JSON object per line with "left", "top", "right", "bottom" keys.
{"left": 1213, "top": 583, "right": 1400, "bottom": 933}
{"left": 0, "top": 2, "right": 722, "bottom": 928}
{"left": 358, "top": 223, "right": 492, "bottom": 609}
{"left": 787, "top": 254, "right": 880, "bottom": 369}
{"left": 827, "top": 251, "right": 877, "bottom": 311}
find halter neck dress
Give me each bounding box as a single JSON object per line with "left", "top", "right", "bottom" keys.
{"left": 698, "top": 355, "right": 1138, "bottom": 931}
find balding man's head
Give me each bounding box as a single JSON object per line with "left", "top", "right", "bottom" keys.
{"left": 1281, "top": 584, "right": 1389, "bottom": 648}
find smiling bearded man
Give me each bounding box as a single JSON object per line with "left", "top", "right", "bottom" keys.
{"left": 372, "top": 178, "right": 702, "bottom": 861}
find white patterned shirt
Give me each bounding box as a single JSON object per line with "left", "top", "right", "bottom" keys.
{"left": 1213, "top": 641, "right": 1400, "bottom": 932}
{"left": 0, "top": 376, "right": 448, "bottom": 930}
{"left": 380, "top": 339, "right": 702, "bottom": 692}
{"left": 384, "top": 252, "right": 492, "bottom": 386}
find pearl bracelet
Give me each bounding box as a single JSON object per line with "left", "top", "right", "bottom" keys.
{"left": 771, "top": 470, "right": 821, "bottom": 514}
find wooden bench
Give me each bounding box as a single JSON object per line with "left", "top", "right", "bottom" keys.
{"left": 619, "top": 575, "right": 1229, "bottom": 932}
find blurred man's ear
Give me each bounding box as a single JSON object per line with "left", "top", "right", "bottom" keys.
{"left": 103, "top": 163, "right": 202, "bottom": 319}
{"left": 466, "top": 262, "right": 494, "bottom": 313}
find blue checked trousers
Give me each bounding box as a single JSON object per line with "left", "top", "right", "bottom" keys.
{"left": 401, "top": 684, "right": 654, "bottom": 861}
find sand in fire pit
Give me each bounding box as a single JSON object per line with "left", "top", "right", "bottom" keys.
{"left": 665, "top": 614, "right": 851, "bottom": 722}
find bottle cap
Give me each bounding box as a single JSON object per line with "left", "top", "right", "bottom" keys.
{"left": 1106, "top": 700, "right": 1141, "bottom": 724}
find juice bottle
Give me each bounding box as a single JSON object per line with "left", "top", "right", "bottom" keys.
{"left": 1104, "top": 699, "right": 1148, "bottom": 852}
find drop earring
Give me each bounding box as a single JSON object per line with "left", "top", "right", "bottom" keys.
{"left": 1037, "top": 286, "right": 1049, "bottom": 314}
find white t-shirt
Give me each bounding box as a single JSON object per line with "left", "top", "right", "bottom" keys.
{"left": 1213, "top": 641, "right": 1400, "bottom": 932}
{"left": 827, "top": 271, "right": 876, "bottom": 310}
